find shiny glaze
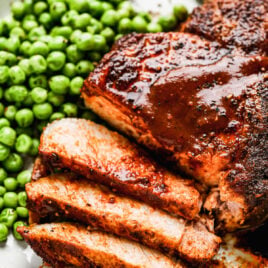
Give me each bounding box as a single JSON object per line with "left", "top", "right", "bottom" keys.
{"left": 141, "top": 56, "right": 267, "bottom": 154}
{"left": 182, "top": 0, "right": 268, "bottom": 55}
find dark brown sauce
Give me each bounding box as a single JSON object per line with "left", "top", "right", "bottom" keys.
{"left": 140, "top": 55, "right": 267, "bottom": 152}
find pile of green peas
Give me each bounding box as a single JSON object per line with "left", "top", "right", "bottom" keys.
{"left": 0, "top": 0, "right": 188, "bottom": 242}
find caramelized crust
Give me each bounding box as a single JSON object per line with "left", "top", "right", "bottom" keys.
{"left": 82, "top": 31, "right": 268, "bottom": 230}
{"left": 26, "top": 173, "right": 221, "bottom": 262}
{"left": 39, "top": 118, "right": 202, "bottom": 220}
{"left": 17, "top": 223, "right": 185, "bottom": 268}
{"left": 181, "top": 0, "right": 268, "bottom": 55}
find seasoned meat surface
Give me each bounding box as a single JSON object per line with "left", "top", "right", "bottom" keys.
{"left": 182, "top": 0, "right": 268, "bottom": 55}
{"left": 39, "top": 118, "right": 202, "bottom": 220}
{"left": 26, "top": 173, "right": 221, "bottom": 262}
{"left": 82, "top": 32, "right": 268, "bottom": 230}
{"left": 17, "top": 223, "right": 185, "bottom": 268}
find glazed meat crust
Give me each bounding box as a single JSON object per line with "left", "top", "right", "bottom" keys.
{"left": 39, "top": 118, "right": 202, "bottom": 220}
{"left": 26, "top": 173, "right": 221, "bottom": 262}
{"left": 17, "top": 223, "right": 185, "bottom": 268}
{"left": 82, "top": 31, "right": 268, "bottom": 230}
{"left": 181, "top": 0, "right": 268, "bottom": 55}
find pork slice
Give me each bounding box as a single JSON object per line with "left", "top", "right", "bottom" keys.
{"left": 39, "top": 118, "right": 202, "bottom": 220}
{"left": 26, "top": 173, "right": 221, "bottom": 262}
{"left": 17, "top": 222, "right": 185, "bottom": 268}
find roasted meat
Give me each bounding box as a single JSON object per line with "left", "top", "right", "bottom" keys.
{"left": 17, "top": 222, "right": 185, "bottom": 268}
{"left": 82, "top": 32, "right": 268, "bottom": 230}
{"left": 181, "top": 0, "right": 268, "bottom": 55}
{"left": 26, "top": 173, "right": 221, "bottom": 262}
{"left": 39, "top": 118, "right": 202, "bottom": 220}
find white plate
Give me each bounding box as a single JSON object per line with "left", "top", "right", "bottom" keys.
{"left": 0, "top": 1, "right": 198, "bottom": 267}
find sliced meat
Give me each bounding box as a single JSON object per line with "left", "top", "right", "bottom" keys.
{"left": 17, "top": 222, "right": 185, "bottom": 268}
{"left": 39, "top": 118, "right": 202, "bottom": 220}
{"left": 81, "top": 31, "right": 268, "bottom": 231}
{"left": 26, "top": 173, "right": 221, "bottom": 262}
{"left": 181, "top": 0, "right": 268, "bottom": 55}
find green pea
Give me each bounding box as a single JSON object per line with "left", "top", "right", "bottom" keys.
{"left": 38, "top": 12, "right": 53, "bottom": 29}
{"left": 13, "top": 221, "right": 27, "bottom": 240}
{"left": 10, "top": 27, "right": 26, "bottom": 41}
{"left": 81, "top": 110, "right": 97, "bottom": 121}
{"left": 88, "top": 1, "right": 104, "bottom": 17}
{"left": 0, "top": 127, "right": 16, "bottom": 147}
{"left": 3, "top": 52, "right": 17, "bottom": 66}
{"left": 93, "top": 34, "right": 107, "bottom": 51}
{"left": 118, "top": 18, "right": 132, "bottom": 34}
{"left": 15, "top": 134, "right": 33, "bottom": 154}
{"left": 34, "top": 1, "right": 48, "bottom": 16}
{"left": 100, "top": 27, "right": 115, "bottom": 43}
{"left": 117, "top": 8, "right": 131, "bottom": 21}
{"left": 30, "top": 41, "right": 49, "bottom": 57}
{"left": 51, "top": 26, "right": 72, "bottom": 39}
{"left": 0, "top": 104, "right": 3, "bottom": 117}
{"left": 173, "top": 5, "right": 188, "bottom": 21}
{"left": 28, "top": 138, "right": 39, "bottom": 156}
{"left": 3, "top": 18, "right": 20, "bottom": 33}
{"left": 158, "top": 15, "right": 177, "bottom": 31}
{"left": 61, "top": 10, "right": 79, "bottom": 26}
{"left": 3, "top": 178, "right": 18, "bottom": 192}
{"left": 3, "top": 153, "right": 23, "bottom": 173}
{"left": 31, "top": 87, "right": 47, "bottom": 104}
{"left": 0, "top": 119, "right": 10, "bottom": 129}
{"left": 0, "top": 186, "right": 6, "bottom": 196}
{"left": 23, "top": 0, "right": 34, "bottom": 14}
{"left": 17, "top": 170, "right": 31, "bottom": 188}
{"left": 0, "top": 66, "right": 9, "bottom": 84}
{"left": 5, "top": 37, "right": 20, "bottom": 54}
{"left": 19, "top": 41, "right": 32, "bottom": 57}
{"left": 28, "top": 26, "right": 47, "bottom": 42}
{"left": 0, "top": 37, "right": 7, "bottom": 51}
{"left": 76, "top": 33, "right": 95, "bottom": 51}
{"left": 48, "top": 36, "right": 67, "bottom": 51}
{"left": 0, "top": 144, "right": 10, "bottom": 161}
{"left": 0, "top": 197, "right": 3, "bottom": 210}
{"left": 29, "top": 55, "right": 47, "bottom": 74}
{"left": 18, "top": 59, "right": 32, "bottom": 77}
{"left": 60, "top": 103, "right": 78, "bottom": 117}
{"left": 73, "top": 14, "right": 91, "bottom": 30}
{"left": 115, "top": 33, "right": 123, "bottom": 41}
{"left": 47, "top": 92, "right": 64, "bottom": 107}
{"left": 39, "top": 35, "right": 52, "bottom": 44}
{"left": 3, "top": 193, "right": 18, "bottom": 210}
{"left": 69, "top": 0, "right": 89, "bottom": 13}
{"left": 22, "top": 19, "right": 38, "bottom": 33}
{"left": 50, "top": 2, "right": 67, "bottom": 21}
{"left": 62, "top": 63, "right": 77, "bottom": 78}
{"left": 101, "top": 2, "right": 113, "bottom": 13}
{"left": 0, "top": 168, "right": 7, "bottom": 184}
{"left": 132, "top": 16, "right": 147, "bottom": 33}
{"left": 37, "top": 120, "right": 48, "bottom": 132}
{"left": 147, "top": 22, "right": 162, "bottom": 33}
{"left": 17, "top": 191, "right": 27, "bottom": 207}
{"left": 0, "top": 223, "right": 8, "bottom": 242}
{"left": 8, "top": 86, "right": 28, "bottom": 103}
{"left": 29, "top": 74, "right": 48, "bottom": 89}
{"left": 4, "top": 106, "right": 17, "bottom": 121}
{"left": 70, "top": 76, "right": 84, "bottom": 95}
{"left": 9, "top": 66, "right": 26, "bottom": 85}
{"left": 50, "top": 112, "right": 65, "bottom": 122}
{"left": 76, "top": 60, "right": 94, "bottom": 76}
{"left": 88, "top": 18, "right": 103, "bottom": 34}
{"left": 0, "top": 87, "right": 3, "bottom": 100}
{"left": 70, "top": 29, "right": 82, "bottom": 44}
{"left": 49, "top": 75, "right": 70, "bottom": 94}
{"left": 15, "top": 108, "right": 34, "bottom": 127}
{"left": 11, "top": 1, "right": 26, "bottom": 19}
{"left": 101, "top": 10, "right": 118, "bottom": 27}
{"left": 47, "top": 51, "right": 66, "bottom": 71}
{"left": 22, "top": 95, "right": 34, "bottom": 107}
{"left": 33, "top": 102, "right": 53, "bottom": 120}
{"left": 16, "top": 207, "right": 29, "bottom": 218}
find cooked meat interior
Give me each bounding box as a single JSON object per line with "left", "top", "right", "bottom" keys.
{"left": 181, "top": 0, "right": 268, "bottom": 55}
{"left": 39, "top": 118, "right": 202, "bottom": 220}
{"left": 17, "top": 222, "right": 185, "bottom": 268}
{"left": 82, "top": 31, "right": 268, "bottom": 231}
{"left": 26, "top": 173, "right": 221, "bottom": 262}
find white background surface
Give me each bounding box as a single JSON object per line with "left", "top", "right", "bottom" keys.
{"left": 0, "top": 0, "right": 199, "bottom": 267}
